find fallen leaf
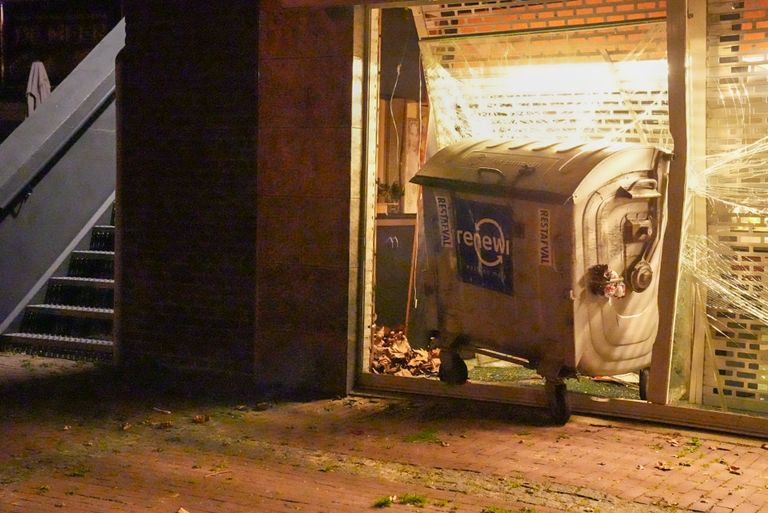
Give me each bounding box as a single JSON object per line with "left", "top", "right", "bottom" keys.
{"left": 120, "top": 422, "right": 132, "bottom": 431}
{"left": 728, "top": 465, "right": 742, "bottom": 475}
{"left": 654, "top": 461, "right": 673, "bottom": 471}
{"left": 667, "top": 439, "right": 680, "bottom": 447}
{"left": 369, "top": 325, "right": 441, "bottom": 378}
{"left": 204, "top": 469, "right": 232, "bottom": 478}
{"left": 192, "top": 415, "right": 209, "bottom": 424}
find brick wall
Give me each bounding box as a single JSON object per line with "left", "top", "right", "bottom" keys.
{"left": 116, "top": 1, "right": 259, "bottom": 373}
{"left": 117, "top": 0, "right": 355, "bottom": 395}
{"left": 256, "top": 0, "right": 355, "bottom": 395}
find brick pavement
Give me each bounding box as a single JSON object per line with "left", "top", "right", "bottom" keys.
{"left": 1, "top": 351, "right": 768, "bottom": 513}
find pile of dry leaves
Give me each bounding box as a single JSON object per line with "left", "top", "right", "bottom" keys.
{"left": 370, "top": 325, "right": 440, "bottom": 378}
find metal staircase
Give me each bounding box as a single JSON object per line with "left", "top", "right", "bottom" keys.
{"left": 2, "top": 210, "right": 115, "bottom": 359}
{"left": 0, "top": 21, "right": 123, "bottom": 361}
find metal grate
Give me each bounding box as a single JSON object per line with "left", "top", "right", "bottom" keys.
{"left": 414, "top": 0, "right": 667, "bottom": 39}
{"left": 703, "top": 0, "right": 768, "bottom": 412}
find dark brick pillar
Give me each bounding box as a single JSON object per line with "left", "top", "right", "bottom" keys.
{"left": 256, "top": 0, "right": 355, "bottom": 395}
{"left": 116, "top": 0, "right": 356, "bottom": 395}
{"left": 116, "top": 1, "right": 259, "bottom": 373}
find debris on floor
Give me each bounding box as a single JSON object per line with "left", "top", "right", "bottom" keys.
{"left": 590, "top": 373, "right": 639, "bottom": 386}
{"left": 370, "top": 326, "right": 440, "bottom": 378}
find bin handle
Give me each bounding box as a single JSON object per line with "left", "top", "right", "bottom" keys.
{"left": 477, "top": 167, "right": 505, "bottom": 184}
{"left": 628, "top": 151, "right": 670, "bottom": 292}
{"left": 619, "top": 178, "right": 660, "bottom": 199}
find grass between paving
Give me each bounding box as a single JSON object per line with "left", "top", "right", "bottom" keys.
{"left": 373, "top": 493, "right": 429, "bottom": 508}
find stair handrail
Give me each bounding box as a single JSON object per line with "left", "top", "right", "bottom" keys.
{"left": 0, "top": 20, "right": 124, "bottom": 219}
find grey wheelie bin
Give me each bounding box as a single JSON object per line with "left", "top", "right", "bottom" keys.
{"left": 410, "top": 139, "right": 672, "bottom": 423}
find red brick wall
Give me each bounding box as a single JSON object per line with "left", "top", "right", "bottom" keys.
{"left": 256, "top": 0, "right": 354, "bottom": 395}
{"left": 116, "top": 0, "right": 355, "bottom": 395}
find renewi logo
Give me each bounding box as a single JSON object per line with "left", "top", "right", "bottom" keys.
{"left": 456, "top": 218, "right": 511, "bottom": 267}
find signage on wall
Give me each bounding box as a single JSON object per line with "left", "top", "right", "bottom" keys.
{"left": 452, "top": 197, "right": 514, "bottom": 295}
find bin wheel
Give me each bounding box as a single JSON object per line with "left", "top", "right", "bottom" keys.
{"left": 438, "top": 349, "right": 468, "bottom": 385}
{"left": 639, "top": 367, "right": 650, "bottom": 401}
{"left": 545, "top": 381, "right": 571, "bottom": 425}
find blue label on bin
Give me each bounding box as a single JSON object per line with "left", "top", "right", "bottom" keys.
{"left": 453, "top": 197, "right": 514, "bottom": 295}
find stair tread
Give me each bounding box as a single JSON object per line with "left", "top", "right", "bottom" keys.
{"left": 72, "top": 250, "right": 114, "bottom": 256}
{"left": 50, "top": 276, "right": 115, "bottom": 286}
{"left": 27, "top": 304, "right": 114, "bottom": 319}
{"left": 3, "top": 333, "right": 114, "bottom": 354}
{"left": 3, "top": 332, "right": 113, "bottom": 345}
{"left": 29, "top": 303, "right": 113, "bottom": 312}
{"left": 93, "top": 225, "right": 115, "bottom": 230}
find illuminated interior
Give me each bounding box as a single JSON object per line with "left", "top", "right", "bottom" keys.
{"left": 364, "top": 0, "right": 768, "bottom": 419}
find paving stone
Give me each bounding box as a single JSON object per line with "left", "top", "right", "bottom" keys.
{"left": 2, "top": 352, "right": 768, "bottom": 513}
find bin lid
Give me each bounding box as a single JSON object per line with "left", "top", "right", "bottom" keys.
{"left": 411, "top": 139, "right": 664, "bottom": 204}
